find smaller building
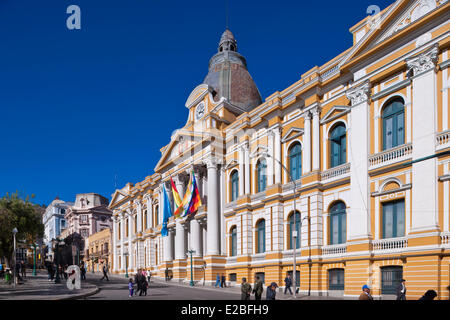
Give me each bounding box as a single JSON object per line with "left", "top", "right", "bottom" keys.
{"left": 65, "top": 193, "right": 113, "bottom": 240}
{"left": 43, "top": 197, "right": 73, "bottom": 260}
{"left": 85, "top": 228, "right": 112, "bottom": 273}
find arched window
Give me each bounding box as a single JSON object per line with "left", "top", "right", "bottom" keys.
{"left": 329, "top": 202, "right": 346, "bottom": 245}
{"left": 289, "top": 211, "right": 301, "bottom": 249}
{"left": 231, "top": 170, "right": 239, "bottom": 201}
{"left": 257, "top": 159, "right": 267, "bottom": 192}
{"left": 382, "top": 98, "right": 405, "bottom": 150}
{"left": 230, "top": 226, "right": 237, "bottom": 256}
{"left": 289, "top": 142, "right": 302, "bottom": 181}
{"left": 329, "top": 124, "right": 347, "bottom": 168}
{"left": 256, "top": 220, "right": 266, "bottom": 253}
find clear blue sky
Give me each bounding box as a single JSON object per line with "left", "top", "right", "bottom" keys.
{"left": 0, "top": 0, "right": 393, "bottom": 206}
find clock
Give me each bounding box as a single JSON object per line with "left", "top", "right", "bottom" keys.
{"left": 195, "top": 102, "right": 205, "bottom": 120}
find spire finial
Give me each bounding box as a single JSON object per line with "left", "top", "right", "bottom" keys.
{"left": 225, "top": 0, "right": 229, "bottom": 30}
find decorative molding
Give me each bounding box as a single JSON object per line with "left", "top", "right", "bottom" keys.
{"left": 320, "top": 105, "right": 351, "bottom": 125}
{"left": 406, "top": 44, "right": 439, "bottom": 76}
{"left": 281, "top": 127, "right": 304, "bottom": 143}
{"left": 346, "top": 81, "right": 371, "bottom": 106}
{"left": 371, "top": 78, "right": 411, "bottom": 101}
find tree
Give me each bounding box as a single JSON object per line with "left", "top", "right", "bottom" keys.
{"left": 0, "top": 192, "right": 45, "bottom": 267}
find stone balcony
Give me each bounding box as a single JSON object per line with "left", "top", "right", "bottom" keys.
{"left": 322, "top": 243, "right": 347, "bottom": 256}
{"left": 440, "top": 232, "right": 450, "bottom": 247}
{"left": 320, "top": 163, "right": 350, "bottom": 183}
{"left": 372, "top": 237, "right": 408, "bottom": 253}
{"left": 436, "top": 130, "right": 450, "bottom": 151}
{"left": 368, "top": 143, "right": 412, "bottom": 170}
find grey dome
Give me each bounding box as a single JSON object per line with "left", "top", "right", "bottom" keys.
{"left": 203, "top": 29, "right": 262, "bottom": 112}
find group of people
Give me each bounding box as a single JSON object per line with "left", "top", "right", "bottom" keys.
{"left": 359, "top": 279, "right": 438, "bottom": 300}
{"left": 241, "top": 276, "right": 279, "bottom": 300}
{"left": 214, "top": 274, "right": 228, "bottom": 288}
{"left": 128, "top": 269, "right": 151, "bottom": 297}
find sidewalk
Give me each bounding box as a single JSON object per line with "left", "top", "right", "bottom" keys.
{"left": 0, "top": 270, "right": 99, "bottom": 300}
{"left": 107, "top": 273, "right": 343, "bottom": 300}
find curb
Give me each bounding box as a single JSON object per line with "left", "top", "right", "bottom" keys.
{"left": 56, "top": 285, "right": 100, "bottom": 300}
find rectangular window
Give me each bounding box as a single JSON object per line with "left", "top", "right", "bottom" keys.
{"left": 382, "top": 200, "right": 405, "bottom": 239}
{"left": 381, "top": 267, "right": 403, "bottom": 294}
{"left": 328, "top": 269, "right": 345, "bottom": 290}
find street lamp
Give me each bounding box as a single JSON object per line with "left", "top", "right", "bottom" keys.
{"left": 262, "top": 152, "right": 308, "bottom": 298}
{"left": 188, "top": 249, "right": 195, "bottom": 286}
{"left": 12, "top": 228, "right": 18, "bottom": 288}
{"left": 32, "top": 243, "right": 39, "bottom": 276}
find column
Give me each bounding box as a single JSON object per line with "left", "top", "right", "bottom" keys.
{"left": 267, "top": 130, "right": 274, "bottom": 186}
{"left": 146, "top": 195, "right": 153, "bottom": 230}
{"left": 127, "top": 211, "right": 134, "bottom": 271}
{"left": 238, "top": 146, "right": 245, "bottom": 196}
{"left": 120, "top": 213, "right": 125, "bottom": 271}
{"left": 346, "top": 80, "right": 371, "bottom": 240}
{"left": 163, "top": 229, "right": 174, "bottom": 261}
{"left": 407, "top": 45, "right": 440, "bottom": 233}
{"left": 303, "top": 112, "right": 312, "bottom": 174}
{"left": 312, "top": 106, "right": 321, "bottom": 171}
{"left": 244, "top": 142, "right": 250, "bottom": 195}
{"left": 191, "top": 168, "right": 203, "bottom": 257}
{"left": 204, "top": 158, "right": 220, "bottom": 255}
{"left": 174, "top": 176, "right": 186, "bottom": 260}
{"left": 112, "top": 216, "right": 118, "bottom": 272}
{"left": 274, "top": 127, "right": 282, "bottom": 184}
{"left": 135, "top": 200, "right": 142, "bottom": 232}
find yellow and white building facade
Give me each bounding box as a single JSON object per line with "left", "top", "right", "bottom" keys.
{"left": 109, "top": 0, "right": 450, "bottom": 299}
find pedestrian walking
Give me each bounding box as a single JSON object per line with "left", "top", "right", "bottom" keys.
{"left": 419, "top": 290, "right": 437, "bottom": 300}
{"left": 128, "top": 278, "right": 134, "bottom": 297}
{"left": 253, "top": 276, "right": 263, "bottom": 300}
{"left": 134, "top": 270, "right": 141, "bottom": 296}
{"left": 221, "top": 274, "right": 227, "bottom": 288}
{"left": 15, "top": 261, "right": 22, "bottom": 282}
{"left": 80, "top": 264, "right": 86, "bottom": 280}
{"left": 241, "top": 278, "right": 252, "bottom": 300}
{"left": 359, "top": 284, "right": 374, "bottom": 300}
{"left": 0, "top": 262, "right": 3, "bottom": 280}
{"left": 214, "top": 274, "right": 221, "bottom": 288}
{"left": 100, "top": 264, "right": 109, "bottom": 281}
{"left": 284, "top": 273, "right": 293, "bottom": 295}
{"left": 396, "top": 279, "right": 407, "bottom": 300}
{"left": 147, "top": 270, "right": 151, "bottom": 284}
{"left": 20, "top": 261, "right": 26, "bottom": 279}
{"left": 165, "top": 268, "right": 169, "bottom": 281}
{"left": 141, "top": 277, "right": 148, "bottom": 296}
{"left": 266, "top": 282, "right": 278, "bottom": 300}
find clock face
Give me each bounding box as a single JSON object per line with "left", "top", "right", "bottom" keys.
{"left": 195, "top": 102, "right": 205, "bottom": 120}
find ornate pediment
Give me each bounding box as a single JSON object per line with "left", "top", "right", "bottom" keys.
{"left": 281, "top": 127, "right": 304, "bottom": 143}
{"left": 375, "top": 0, "right": 443, "bottom": 45}
{"left": 185, "top": 84, "right": 214, "bottom": 109}
{"left": 340, "top": 0, "right": 446, "bottom": 68}
{"left": 109, "top": 189, "right": 129, "bottom": 209}
{"left": 320, "top": 106, "right": 351, "bottom": 125}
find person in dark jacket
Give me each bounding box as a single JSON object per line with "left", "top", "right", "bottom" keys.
{"left": 396, "top": 279, "right": 406, "bottom": 300}
{"left": 241, "top": 278, "right": 252, "bottom": 300}
{"left": 253, "top": 276, "right": 263, "bottom": 300}
{"left": 100, "top": 264, "right": 109, "bottom": 281}
{"left": 266, "top": 282, "right": 278, "bottom": 300}
{"left": 284, "top": 274, "right": 293, "bottom": 295}
{"left": 134, "top": 270, "right": 141, "bottom": 296}
{"left": 220, "top": 274, "right": 227, "bottom": 288}
{"left": 419, "top": 290, "right": 437, "bottom": 300}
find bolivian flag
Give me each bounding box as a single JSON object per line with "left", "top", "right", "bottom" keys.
{"left": 170, "top": 176, "right": 182, "bottom": 208}
{"left": 174, "top": 171, "right": 202, "bottom": 218}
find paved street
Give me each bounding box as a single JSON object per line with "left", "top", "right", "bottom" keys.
{"left": 81, "top": 272, "right": 343, "bottom": 300}
{"left": 0, "top": 270, "right": 98, "bottom": 300}
{"left": 83, "top": 273, "right": 242, "bottom": 300}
